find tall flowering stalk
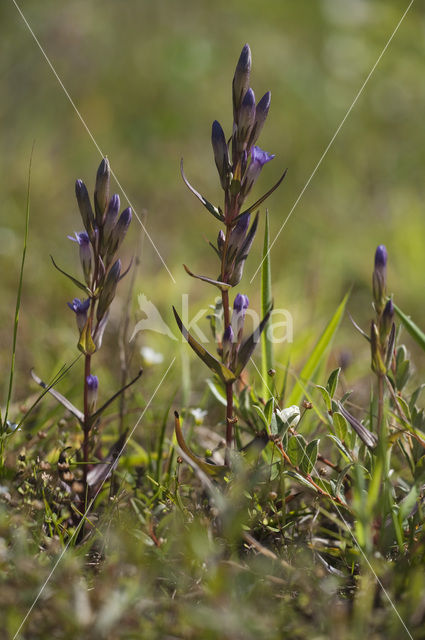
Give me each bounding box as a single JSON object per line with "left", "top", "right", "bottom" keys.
{"left": 50, "top": 158, "right": 137, "bottom": 502}
{"left": 175, "top": 45, "right": 285, "bottom": 464}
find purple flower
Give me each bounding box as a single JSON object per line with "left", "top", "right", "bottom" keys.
{"left": 86, "top": 374, "right": 99, "bottom": 413}
{"left": 241, "top": 146, "right": 275, "bottom": 198}
{"left": 97, "top": 259, "right": 121, "bottom": 321}
{"left": 68, "top": 297, "right": 90, "bottom": 331}
{"left": 94, "top": 157, "right": 110, "bottom": 225}
{"left": 106, "top": 207, "right": 132, "bottom": 264}
{"left": 228, "top": 213, "right": 250, "bottom": 254}
{"left": 68, "top": 231, "right": 92, "bottom": 285}
{"left": 249, "top": 91, "right": 271, "bottom": 147}
{"left": 237, "top": 88, "right": 256, "bottom": 150}
{"left": 75, "top": 179, "right": 95, "bottom": 237}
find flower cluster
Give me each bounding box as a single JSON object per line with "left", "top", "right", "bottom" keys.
{"left": 63, "top": 158, "right": 132, "bottom": 355}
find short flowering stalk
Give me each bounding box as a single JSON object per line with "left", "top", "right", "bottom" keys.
{"left": 177, "top": 44, "right": 284, "bottom": 465}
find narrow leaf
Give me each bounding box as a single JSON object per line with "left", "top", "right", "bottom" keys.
{"left": 174, "top": 411, "right": 227, "bottom": 476}
{"left": 236, "top": 168, "right": 287, "bottom": 220}
{"left": 30, "top": 369, "right": 84, "bottom": 424}
{"left": 235, "top": 308, "right": 272, "bottom": 377}
{"left": 183, "top": 264, "right": 231, "bottom": 291}
{"left": 287, "top": 292, "right": 349, "bottom": 406}
{"left": 50, "top": 255, "right": 90, "bottom": 294}
{"left": 394, "top": 304, "right": 425, "bottom": 352}
{"left": 173, "top": 307, "right": 236, "bottom": 383}
{"left": 180, "top": 159, "right": 224, "bottom": 221}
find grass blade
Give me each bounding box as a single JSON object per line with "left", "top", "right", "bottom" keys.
{"left": 287, "top": 292, "right": 349, "bottom": 406}
{"left": 261, "top": 210, "right": 273, "bottom": 398}
{"left": 3, "top": 149, "right": 33, "bottom": 430}
{"left": 394, "top": 303, "right": 425, "bottom": 352}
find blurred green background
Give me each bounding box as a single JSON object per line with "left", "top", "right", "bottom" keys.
{"left": 1, "top": 0, "right": 425, "bottom": 410}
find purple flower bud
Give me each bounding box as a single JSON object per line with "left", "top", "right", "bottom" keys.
{"left": 68, "top": 297, "right": 90, "bottom": 332}
{"left": 103, "top": 194, "right": 120, "bottom": 242}
{"left": 94, "top": 158, "right": 110, "bottom": 225}
{"left": 241, "top": 146, "right": 275, "bottom": 198}
{"left": 229, "top": 213, "right": 259, "bottom": 286}
{"left": 75, "top": 179, "right": 95, "bottom": 238}
{"left": 86, "top": 374, "right": 99, "bottom": 413}
{"left": 249, "top": 91, "right": 271, "bottom": 147}
{"left": 232, "top": 294, "right": 249, "bottom": 339}
{"left": 222, "top": 324, "right": 234, "bottom": 364}
{"left": 381, "top": 298, "right": 394, "bottom": 337}
{"left": 228, "top": 213, "right": 250, "bottom": 254}
{"left": 375, "top": 245, "right": 388, "bottom": 269}
{"left": 106, "top": 207, "right": 132, "bottom": 263}
{"left": 373, "top": 244, "right": 388, "bottom": 313}
{"left": 97, "top": 259, "right": 121, "bottom": 321}
{"left": 237, "top": 88, "right": 256, "bottom": 150}
{"left": 212, "top": 121, "right": 231, "bottom": 189}
{"left": 233, "top": 44, "right": 252, "bottom": 121}
{"left": 217, "top": 229, "right": 225, "bottom": 254}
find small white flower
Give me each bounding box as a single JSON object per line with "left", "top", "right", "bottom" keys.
{"left": 191, "top": 408, "right": 208, "bottom": 425}
{"left": 140, "top": 346, "right": 164, "bottom": 366}
{"left": 276, "top": 405, "right": 300, "bottom": 427}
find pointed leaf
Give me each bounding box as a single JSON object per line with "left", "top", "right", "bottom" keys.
{"left": 173, "top": 307, "right": 236, "bottom": 383}
{"left": 235, "top": 308, "right": 272, "bottom": 377}
{"left": 300, "top": 439, "right": 319, "bottom": 475}
{"left": 30, "top": 369, "right": 84, "bottom": 424}
{"left": 287, "top": 292, "right": 349, "bottom": 406}
{"left": 337, "top": 402, "right": 377, "bottom": 449}
{"left": 394, "top": 303, "right": 425, "bottom": 352}
{"left": 50, "top": 255, "right": 90, "bottom": 294}
{"left": 180, "top": 159, "right": 224, "bottom": 221}
{"left": 327, "top": 368, "right": 341, "bottom": 398}
{"left": 236, "top": 168, "right": 288, "bottom": 220}
{"left": 183, "top": 264, "right": 231, "bottom": 291}
{"left": 174, "top": 411, "right": 227, "bottom": 476}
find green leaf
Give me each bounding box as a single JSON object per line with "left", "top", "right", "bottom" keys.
{"left": 300, "top": 439, "right": 319, "bottom": 475}
{"left": 173, "top": 307, "right": 236, "bottom": 383}
{"left": 261, "top": 211, "right": 273, "bottom": 399}
{"left": 3, "top": 148, "right": 32, "bottom": 430}
{"left": 235, "top": 308, "right": 272, "bottom": 377}
{"left": 326, "top": 368, "right": 341, "bottom": 398}
{"left": 50, "top": 255, "right": 90, "bottom": 294}
{"left": 264, "top": 397, "right": 274, "bottom": 425}
{"left": 183, "top": 264, "right": 231, "bottom": 291}
{"left": 287, "top": 434, "right": 306, "bottom": 467}
{"left": 78, "top": 320, "right": 97, "bottom": 355}
{"left": 287, "top": 292, "right": 349, "bottom": 406}
{"left": 180, "top": 160, "right": 224, "bottom": 221}
{"left": 174, "top": 411, "right": 227, "bottom": 477}
{"left": 316, "top": 385, "right": 331, "bottom": 412}
{"left": 206, "top": 379, "right": 227, "bottom": 407}
{"left": 394, "top": 303, "right": 425, "bottom": 352}
{"left": 333, "top": 412, "right": 348, "bottom": 442}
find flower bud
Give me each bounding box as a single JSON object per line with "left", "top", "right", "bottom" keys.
{"left": 237, "top": 88, "right": 256, "bottom": 150}
{"left": 233, "top": 44, "right": 251, "bottom": 122}
{"left": 103, "top": 194, "right": 120, "bottom": 243}
{"left": 68, "top": 297, "right": 90, "bottom": 332}
{"left": 94, "top": 158, "right": 110, "bottom": 225}
{"left": 231, "top": 293, "right": 249, "bottom": 340}
{"left": 106, "top": 207, "right": 132, "bottom": 262}
{"left": 372, "top": 244, "right": 387, "bottom": 313}
{"left": 228, "top": 213, "right": 250, "bottom": 256}
{"left": 97, "top": 259, "right": 121, "bottom": 321}
{"left": 222, "top": 324, "right": 234, "bottom": 364}
{"left": 371, "top": 320, "right": 386, "bottom": 375}
{"left": 211, "top": 120, "right": 231, "bottom": 189}
{"left": 381, "top": 298, "right": 394, "bottom": 339}
{"left": 75, "top": 180, "right": 95, "bottom": 238}
{"left": 249, "top": 91, "right": 271, "bottom": 148}
{"left": 86, "top": 375, "right": 99, "bottom": 413}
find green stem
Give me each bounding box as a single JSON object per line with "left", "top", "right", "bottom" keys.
{"left": 82, "top": 353, "right": 92, "bottom": 506}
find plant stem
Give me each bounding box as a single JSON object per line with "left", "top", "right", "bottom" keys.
{"left": 377, "top": 373, "right": 384, "bottom": 435}
{"left": 82, "top": 353, "right": 92, "bottom": 504}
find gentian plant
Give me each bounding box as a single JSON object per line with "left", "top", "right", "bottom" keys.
{"left": 33, "top": 158, "right": 141, "bottom": 507}
{"left": 174, "top": 44, "right": 286, "bottom": 465}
